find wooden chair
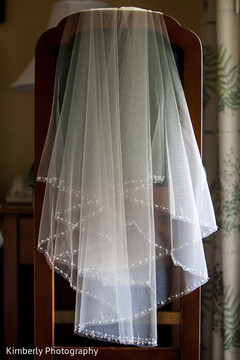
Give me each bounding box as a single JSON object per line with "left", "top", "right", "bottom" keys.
{"left": 34, "top": 11, "right": 202, "bottom": 360}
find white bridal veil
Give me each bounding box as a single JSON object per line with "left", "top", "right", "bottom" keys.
{"left": 37, "top": 7, "right": 217, "bottom": 347}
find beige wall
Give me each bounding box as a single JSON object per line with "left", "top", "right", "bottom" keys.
{"left": 0, "top": 0, "right": 202, "bottom": 200}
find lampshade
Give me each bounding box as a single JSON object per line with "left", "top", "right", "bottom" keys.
{"left": 11, "top": 0, "right": 109, "bottom": 92}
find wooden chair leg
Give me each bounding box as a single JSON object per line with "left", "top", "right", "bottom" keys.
{"left": 180, "top": 288, "right": 201, "bottom": 360}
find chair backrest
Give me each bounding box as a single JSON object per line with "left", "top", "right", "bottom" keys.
{"left": 34, "top": 11, "right": 202, "bottom": 360}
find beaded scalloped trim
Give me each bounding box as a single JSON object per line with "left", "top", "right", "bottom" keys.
{"left": 38, "top": 227, "right": 209, "bottom": 279}
{"left": 39, "top": 244, "right": 157, "bottom": 285}
{"left": 38, "top": 238, "right": 208, "bottom": 280}
{"left": 74, "top": 326, "right": 158, "bottom": 346}
{"left": 37, "top": 175, "right": 217, "bottom": 238}
{"left": 39, "top": 241, "right": 209, "bottom": 291}
{"left": 73, "top": 276, "right": 208, "bottom": 347}
{"left": 39, "top": 243, "right": 209, "bottom": 335}
{"left": 38, "top": 197, "right": 212, "bottom": 279}
{"left": 37, "top": 174, "right": 165, "bottom": 186}
{"left": 78, "top": 305, "right": 157, "bottom": 330}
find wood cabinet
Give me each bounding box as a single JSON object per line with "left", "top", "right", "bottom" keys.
{"left": 1, "top": 205, "right": 34, "bottom": 358}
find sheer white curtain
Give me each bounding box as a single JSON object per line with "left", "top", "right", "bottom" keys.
{"left": 202, "top": 1, "right": 240, "bottom": 359}
{"left": 37, "top": 7, "right": 217, "bottom": 347}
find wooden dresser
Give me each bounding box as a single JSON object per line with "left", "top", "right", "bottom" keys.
{"left": 0, "top": 205, "right": 34, "bottom": 357}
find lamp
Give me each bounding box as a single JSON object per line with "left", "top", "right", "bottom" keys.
{"left": 11, "top": 0, "right": 109, "bottom": 92}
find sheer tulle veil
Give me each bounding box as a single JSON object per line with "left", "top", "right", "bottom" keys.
{"left": 37, "top": 7, "right": 217, "bottom": 346}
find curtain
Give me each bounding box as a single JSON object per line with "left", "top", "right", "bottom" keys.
{"left": 201, "top": 1, "right": 240, "bottom": 359}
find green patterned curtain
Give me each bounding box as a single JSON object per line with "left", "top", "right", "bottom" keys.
{"left": 201, "top": 0, "right": 240, "bottom": 359}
